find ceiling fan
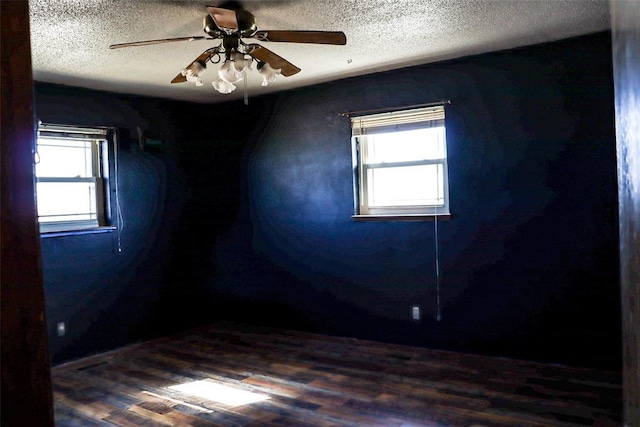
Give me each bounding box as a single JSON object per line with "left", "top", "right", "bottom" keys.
{"left": 109, "top": 2, "right": 347, "bottom": 94}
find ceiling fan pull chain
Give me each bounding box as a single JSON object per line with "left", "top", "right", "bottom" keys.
{"left": 243, "top": 74, "right": 249, "bottom": 105}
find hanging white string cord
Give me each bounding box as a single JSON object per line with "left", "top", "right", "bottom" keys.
{"left": 434, "top": 209, "right": 441, "bottom": 321}
{"left": 434, "top": 160, "right": 442, "bottom": 321}
{"left": 114, "top": 133, "right": 124, "bottom": 253}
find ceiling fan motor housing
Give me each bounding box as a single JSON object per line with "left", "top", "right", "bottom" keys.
{"left": 203, "top": 8, "right": 257, "bottom": 37}
{"left": 235, "top": 9, "right": 258, "bottom": 36}
{"left": 203, "top": 15, "right": 223, "bottom": 38}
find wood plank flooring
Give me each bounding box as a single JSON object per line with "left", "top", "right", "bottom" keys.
{"left": 52, "top": 322, "right": 622, "bottom": 426}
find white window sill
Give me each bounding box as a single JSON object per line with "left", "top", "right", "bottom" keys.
{"left": 40, "top": 226, "right": 117, "bottom": 238}
{"left": 352, "top": 214, "right": 451, "bottom": 222}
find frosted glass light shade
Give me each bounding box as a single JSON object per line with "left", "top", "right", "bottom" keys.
{"left": 257, "top": 62, "right": 281, "bottom": 86}
{"left": 212, "top": 79, "right": 237, "bottom": 94}
{"left": 181, "top": 61, "right": 205, "bottom": 86}
{"left": 218, "top": 60, "right": 244, "bottom": 83}
{"left": 231, "top": 52, "right": 251, "bottom": 73}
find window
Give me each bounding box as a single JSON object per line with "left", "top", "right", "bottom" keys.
{"left": 351, "top": 105, "right": 450, "bottom": 219}
{"left": 35, "top": 124, "right": 113, "bottom": 233}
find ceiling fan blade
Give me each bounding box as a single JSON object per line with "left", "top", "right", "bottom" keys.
{"left": 109, "top": 36, "right": 210, "bottom": 49}
{"left": 254, "top": 30, "right": 346, "bottom": 45}
{"left": 171, "top": 50, "right": 215, "bottom": 83}
{"left": 171, "top": 74, "right": 188, "bottom": 84}
{"left": 206, "top": 6, "right": 238, "bottom": 30}
{"left": 248, "top": 46, "right": 301, "bottom": 77}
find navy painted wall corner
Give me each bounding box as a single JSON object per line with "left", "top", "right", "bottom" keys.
{"left": 33, "top": 83, "right": 272, "bottom": 363}
{"left": 212, "top": 32, "right": 620, "bottom": 369}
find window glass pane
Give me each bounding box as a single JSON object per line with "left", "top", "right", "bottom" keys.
{"left": 364, "top": 127, "right": 445, "bottom": 164}
{"left": 36, "top": 181, "right": 97, "bottom": 222}
{"left": 367, "top": 164, "right": 444, "bottom": 207}
{"left": 36, "top": 137, "right": 94, "bottom": 178}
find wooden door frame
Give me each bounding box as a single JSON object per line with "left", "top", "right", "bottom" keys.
{"left": 1, "top": 1, "right": 55, "bottom": 425}
{"left": 611, "top": 1, "right": 640, "bottom": 425}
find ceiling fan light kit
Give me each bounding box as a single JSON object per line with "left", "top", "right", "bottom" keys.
{"left": 109, "top": 3, "right": 346, "bottom": 96}
{"left": 211, "top": 52, "right": 253, "bottom": 93}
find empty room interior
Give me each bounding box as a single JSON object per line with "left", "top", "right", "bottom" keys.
{"left": 3, "top": 0, "right": 639, "bottom": 426}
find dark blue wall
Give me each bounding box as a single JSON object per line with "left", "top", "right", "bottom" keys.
{"left": 36, "top": 31, "right": 620, "bottom": 370}
{"left": 34, "top": 83, "right": 271, "bottom": 363}
{"left": 211, "top": 32, "right": 620, "bottom": 369}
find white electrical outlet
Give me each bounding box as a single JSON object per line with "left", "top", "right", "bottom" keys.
{"left": 411, "top": 305, "right": 421, "bottom": 321}
{"left": 57, "top": 322, "right": 66, "bottom": 337}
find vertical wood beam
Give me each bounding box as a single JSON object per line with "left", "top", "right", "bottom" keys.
{"left": 611, "top": 1, "right": 640, "bottom": 425}
{"left": 0, "top": 1, "right": 55, "bottom": 426}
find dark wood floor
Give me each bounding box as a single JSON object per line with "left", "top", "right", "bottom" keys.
{"left": 52, "top": 322, "right": 622, "bottom": 426}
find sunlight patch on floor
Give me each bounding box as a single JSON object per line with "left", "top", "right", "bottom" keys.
{"left": 168, "top": 380, "right": 270, "bottom": 407}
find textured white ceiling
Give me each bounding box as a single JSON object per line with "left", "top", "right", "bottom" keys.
{"left": 29, "top": 0, "right": 611, "bottom": 104}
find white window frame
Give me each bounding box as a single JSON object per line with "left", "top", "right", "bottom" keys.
{"left": 351, "top": 105, "right": 450, "bottom": 219}
{"left": 35, "top": 123, "right": 112, "bottom": 233}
